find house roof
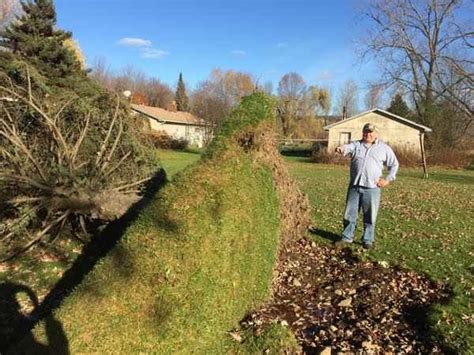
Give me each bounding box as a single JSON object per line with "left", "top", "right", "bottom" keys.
{"left": 323, "top": 108, "right": 432, "bottom": 133}
{"left": 131, "top": 104, "right": 205, "bottom": 126}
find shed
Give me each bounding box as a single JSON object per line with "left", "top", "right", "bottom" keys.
{"left": 324, "top": 108, "right": 431, "bottom": 155}
{"left": 131, "top": 104, "right": 207, "bottom": 148}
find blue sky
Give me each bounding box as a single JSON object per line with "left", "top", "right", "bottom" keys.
{"left": 55, "top": 0, "right": 377, "bottom": 102}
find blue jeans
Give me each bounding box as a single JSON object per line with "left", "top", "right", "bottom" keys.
{"left": 342, "top": 186, "right": 381, "bottom": 245}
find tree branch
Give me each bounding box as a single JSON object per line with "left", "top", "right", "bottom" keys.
{"left": 1, "top": 211, "right": 70, "bottom": 263}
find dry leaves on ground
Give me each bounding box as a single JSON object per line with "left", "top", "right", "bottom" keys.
{"left": 242, "top": 238, "right": 449, "bottom": 353}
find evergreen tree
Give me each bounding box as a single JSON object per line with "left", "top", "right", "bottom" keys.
{"left": 387, "top": 93, "right": 410, "bottom": 117}
{"left": 0, "top": 0, "right": 88, "bottom": 90}
{"left": 175, "top": 72, "right": 189, "bottom": 111}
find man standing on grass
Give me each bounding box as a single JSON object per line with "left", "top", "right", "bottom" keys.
{"left": 334, "top": 123, "right": 399, "bottom": 249}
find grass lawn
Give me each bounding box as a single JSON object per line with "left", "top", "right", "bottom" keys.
{"left": 284, "top": 156, "right": 473, "bottom": 352}
{"left": 22, "top": 152, "right": 282, "bottom": 353}
{"left": 2, "top": 148, "right": 472, "bottom": 352}
{"left": 157, "top": 149, "right": 202, "bottom": 179}
{"left": 0, "top": 148, "right": 203, "bottom": 349}
{"left": 0, "top": 149, "right": 200, "bottom": 295}
{"left": 12, "top": 94, "right": 295, "bottom": 353}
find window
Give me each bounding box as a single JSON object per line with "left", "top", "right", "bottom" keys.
{"left": 339, "top": 132, "right": 351, "bottom": 145}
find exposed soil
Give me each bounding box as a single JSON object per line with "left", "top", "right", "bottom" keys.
{"left": 242, "top": 238, "right": 449, "bottom": 354}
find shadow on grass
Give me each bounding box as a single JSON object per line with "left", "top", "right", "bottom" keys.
{"left": 308, "top": 227, "right": 340, "bottom": 243}
{"left": 402, "top": 288, "right": 457, "bottom": 354}
{"left": 400, "top": 169, "right": 474, "bottom": 185}
{"left": 0, "top": 283, "right": 69, "bottom": 354}
{"left": 2, "top": 169, "right": 170, "bottom": 353}
{"left": 281, "top": 155, "right": 314, "bottom": 164}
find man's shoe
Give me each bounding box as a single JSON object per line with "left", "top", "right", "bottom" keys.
{"left": 362, "top": 242, "right": 372, "bottom": 250}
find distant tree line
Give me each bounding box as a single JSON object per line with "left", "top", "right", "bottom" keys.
{"left": 8, "top": 0, "right": 468, "bottom": 149}
{"left": 89, "top": 63, "right": 335, "bottom": 140}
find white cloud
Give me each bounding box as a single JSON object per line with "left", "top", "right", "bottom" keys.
{"left": 230, "top": 50, "right": 247, "bottom": 56}
{"left": 276, "top": 42, "right": 287, "bottom": 48}
{"left": 315, "top": 70, "right": 334, "bottom": 81}
{"left": 117, "top": 37, "right": 169, "bottom": 60}
{"left": 141, "top": 48, "right": 170, "bottom": 59}
{"left": 117, "top": 37, "right": 152, "bottom": 47}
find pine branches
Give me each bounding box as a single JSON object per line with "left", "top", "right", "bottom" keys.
{"left": 0, "top": 68, "right": 156, "bottom": 261}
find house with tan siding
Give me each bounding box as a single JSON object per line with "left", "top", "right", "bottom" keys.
{"left": 324, "top": 108, "right": 432, "bottom": 158}
{"left": 131, "top": 104, "right": 208, "bottom": 148}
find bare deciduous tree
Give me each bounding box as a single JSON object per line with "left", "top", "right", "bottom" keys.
{"left": 277, "top": 74, "right": 332, "bottom": 136}
{"left": 206, "top": 68, "right": 255, "bottom": 108}
{"left": 277, "top": 73, "right": 308, "bottom": 136}
{"left": 278, "top": 72, "right": 306, "bottom": 100}
{"left": 89, "top": 56, "right": 113, "bottom": 88}
{"left": 365, "top": 83, "right": 384, "bottom": 110}
{"left": 190, "top": 68, "right": 256, "bottom": 142}
{"left": 89, "top": 61, "right": 175, "bottom": 109}
{"left": 337, "top": 79, "right": 359, "bottom": 118}
{"left": 146, "top": 78, "right": 175, "bottom": 109}
{"left": 361, "top": 0, "right": 473, "bottom": 138}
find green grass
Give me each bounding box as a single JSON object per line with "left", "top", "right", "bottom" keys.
{"left": 13, "top": 153, "right": 281, "bottom": 353}
{"left": 0, "top": 238, "right": 83, "bottom": 302}
{"left": 0, "top": 149, "right": 198, "bottom": 315}
{"left": 285, "top": 157, "right": 474, "bottom": 353}
{"left": 234, "top": 323, "right": 300, "bottom": 354}
{"left": 13, "top": 93, "right": 286, "bottom": 353}
{"left": 157, "top": 148, "right": 202, "bottom": 179}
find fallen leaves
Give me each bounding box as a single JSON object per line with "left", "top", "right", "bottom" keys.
{"left": 242, "top": 237, "right": 449, "bottom": 353}
{"left": 228, "top": 330, "right": 243, "bottom": 343}
{"left": 337, "top": 298, "right": 352, "bottom": 307}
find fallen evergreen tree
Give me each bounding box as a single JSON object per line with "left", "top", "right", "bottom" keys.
{"left": 0, "top": 0, "right": 159, "bottom": 261}
{"left": 0, "top": 69, "right": 158, "bottom": 262}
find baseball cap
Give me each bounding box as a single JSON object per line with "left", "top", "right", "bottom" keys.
{"left": 362, "top": 123, "right": 378, "bottom": 132}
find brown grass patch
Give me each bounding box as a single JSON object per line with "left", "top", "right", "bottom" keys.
{"left": 426, "top": 148, "right": 473, "bottom": 169}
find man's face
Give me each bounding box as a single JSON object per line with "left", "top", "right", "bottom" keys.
{"left": 362, "top": 130, "right": 377, "bottom": 144}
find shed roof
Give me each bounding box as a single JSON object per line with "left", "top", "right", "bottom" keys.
{"left": 131, "top": 104, "right": 205, "bottom": 126}
{"left": 323, "top": 108, "right": 432, "bottom": 133}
